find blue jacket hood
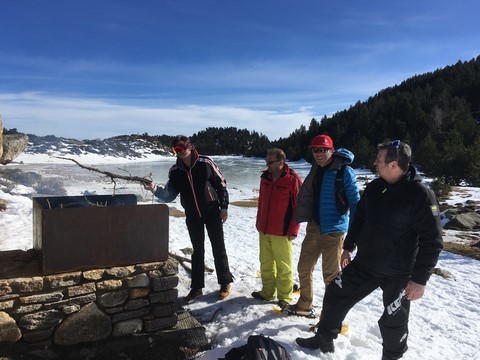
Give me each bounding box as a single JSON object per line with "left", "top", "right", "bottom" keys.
{"left": 331, "top": 148, "right": 354, "bottom": 168}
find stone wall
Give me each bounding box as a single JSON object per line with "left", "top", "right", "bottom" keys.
{"left": 0, "top": 250, "right": 185, "bottom": 355}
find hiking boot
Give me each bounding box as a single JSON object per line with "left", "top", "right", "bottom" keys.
{"left": 277, "top": 300, "right": 289, "bottom": 309}
{"left": 251, "top": 291, "right": 266, "bottom": 300}
{"left": 296, "top": 333, "right": 334, "bottom": 353}
{"left": 219, "top": 283, "right": 231, "bottom": 299}
{"left": 184, "top": 289, "right": 202, "bottom": 304}
{"left": 283, "top": 304, "right": 316, "bottom": 319}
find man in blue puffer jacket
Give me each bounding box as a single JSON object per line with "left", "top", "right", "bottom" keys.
{"left": 284, "top": 135, "right": 360, "bottom": 317}
{"left": 296, "top": 140, "right": 443, "bottom": 359}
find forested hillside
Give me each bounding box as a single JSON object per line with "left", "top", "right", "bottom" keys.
{"left": 118, "top": 57, "right": 480, "bottom": 186}
{"left": 191, "top": 127, "right": 270, "bottom": 158}
{"left": 273, "top": 56, "right": 480, "bottom": 186}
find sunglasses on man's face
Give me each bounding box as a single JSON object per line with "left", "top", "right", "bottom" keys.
{"left": 266, "top": 159, "right": 281, "bottom": 165}
{"left": 172, "top": 143, "right": 188, "bottom": 155}
{"left": 312, "top": 147, "right": 330, "bottom": 154}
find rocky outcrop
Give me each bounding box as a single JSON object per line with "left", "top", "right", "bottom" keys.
{"left": 0, "top": 134, "right": 29, "bottom": 165}
{"left": 446, "top": 212, "right": 480, "bottom": 230}
{"left": 444, "top": 201, "right": 480, "bottom": 231}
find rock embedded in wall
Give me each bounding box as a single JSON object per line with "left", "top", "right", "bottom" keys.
{"left": 0, "top": 311, "right": 21, "bottom": 343}
{"left": 18, "top": 309, "right": 65, "bottom": 331}
{"left": 54, "top": 303, "right": 112, "bottom": 346}
{"left": 112, "top": 318, "right": 143, "bottom": 337}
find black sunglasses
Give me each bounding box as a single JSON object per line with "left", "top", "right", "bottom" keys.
{"left": 312, "top": 148, "right": 330, "bottom": 154}
{"left": 266, "top": 160, "right": 281, "bottom": 165}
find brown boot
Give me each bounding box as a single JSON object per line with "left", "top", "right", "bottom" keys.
{"left": 219, "top": 283, "right": 231, "bottom": 299}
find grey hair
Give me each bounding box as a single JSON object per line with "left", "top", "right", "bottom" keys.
{"left": 267, "top": 148, "right": 286, "bottom": 161}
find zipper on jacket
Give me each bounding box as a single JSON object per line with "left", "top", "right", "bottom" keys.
{"left": 264, "top": 178, "right": 275, "bottom": 232}
{"left": 188, "top": 169, "right": 203, "bottom": 218}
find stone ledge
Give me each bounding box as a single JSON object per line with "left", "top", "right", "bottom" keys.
{"left": 0, "top": 310, "right": 208, "bottom": 360}
{"left": 0, "top": 249, "right": 198, "bottom": 357}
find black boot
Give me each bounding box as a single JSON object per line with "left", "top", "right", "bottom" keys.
{"left": 296, "top": 332, "right": 334, "bottom": 353}
{"left": 382, "top": 353, "right": 403, "bottom": 360}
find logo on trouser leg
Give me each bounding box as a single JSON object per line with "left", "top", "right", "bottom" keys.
{"left": 387, "top": 289, "right": 406, "bottom": 316}
{"left": 333, "top": 272, "right": 343, "bottom": 289}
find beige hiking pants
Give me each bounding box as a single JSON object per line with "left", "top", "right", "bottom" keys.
{"left": 295, "top": 221, "right": 345, "bottom": 310}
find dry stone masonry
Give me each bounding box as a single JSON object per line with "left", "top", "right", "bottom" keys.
{"left": 0, "top": 250, "right": 207, "bottom": 358}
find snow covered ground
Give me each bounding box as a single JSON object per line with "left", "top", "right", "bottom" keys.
{"left": 1, "top": 153, "right": 479, "bottom": 359}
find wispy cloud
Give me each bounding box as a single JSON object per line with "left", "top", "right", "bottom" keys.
{"left": 1, "top": 54, "right": 401, "bottom": 110}
{"left": 0, "top": 92, "right": 314, "bottom": 141}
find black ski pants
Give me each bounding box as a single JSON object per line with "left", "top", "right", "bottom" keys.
{"left": 318, "top": 260, "right": 410, "bottom": 359}
{"left": 185, "top": 206, "right": 233, "bottom": 290}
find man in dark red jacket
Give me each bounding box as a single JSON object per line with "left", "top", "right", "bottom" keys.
{"left": 145, "top": 135, "right": 234, "bottom": 304}
{"left": 252, "top": 148, "right": 302, "bottom": 308}
{"left": 296, "top": 140, "right": 443, "bottom": 360}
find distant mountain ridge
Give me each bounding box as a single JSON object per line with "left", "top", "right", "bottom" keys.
{"left": 24, "top": 133, "right": 172, "bottom": 159}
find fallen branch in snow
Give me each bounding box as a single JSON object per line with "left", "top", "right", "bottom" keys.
{"left": 177, "top": 259, "right": 192, "bottom": 273}
{"left": 169, "top": 252, "right": 214, "bottom": 273}
{"left": 55, "top": 157, "right": 153, "bottom": 188}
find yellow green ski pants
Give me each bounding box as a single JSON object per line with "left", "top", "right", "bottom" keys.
{"left": 258, "top": 233, "right": 293, "bottom": 303}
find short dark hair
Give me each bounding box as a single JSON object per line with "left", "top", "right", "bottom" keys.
{"left": 171, "top": 135, "right": 191, "bottom": 148}
{"left": 267, "top": 148, "right": 286, "bottom": 161}
{"left": 377, "top": 140, "right": 411, "bottom": 172}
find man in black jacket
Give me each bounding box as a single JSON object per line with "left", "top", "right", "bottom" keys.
{"left": 145, "top": 135, "right": 234, "bottom": 304}
{"left": 296, "top": 140, "right": 443, "bottom": 360}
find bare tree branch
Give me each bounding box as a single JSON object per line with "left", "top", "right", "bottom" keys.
{"left": 55, "top": 156, "right": 153, "bottom": 185}
{"left": 169, "top": 252, "right": 214, "bottom": 273}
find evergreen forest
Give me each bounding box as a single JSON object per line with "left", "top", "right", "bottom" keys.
{"left": 191, "top": 56, "right": 480, "bottom": 186}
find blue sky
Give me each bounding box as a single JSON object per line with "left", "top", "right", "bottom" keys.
{"left": 1, "top": 1, "right": 479, "bottom": 141}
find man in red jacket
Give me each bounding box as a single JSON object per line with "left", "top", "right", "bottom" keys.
{"left": 252, "top": 148, "right": 302, "bottom": 308}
